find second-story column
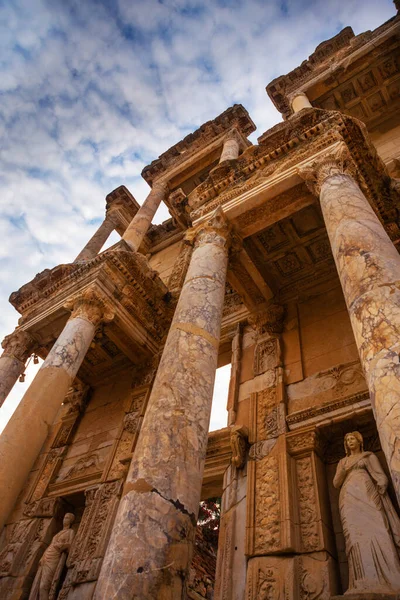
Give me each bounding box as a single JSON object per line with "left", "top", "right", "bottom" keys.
{"left": 122, "top": 181, "right": 168, "bottom": 252}
{"left": 290, "top": 91, "right": 312, "bottom": 113}
{"left": 300, "top": 142, "right": 400, "bottom": 500}
{"left": 74, "top": 214, "right": 116, "bottom": 262}
{"left": 0, "top": 287, "right": 114, "bottom": 529}
{"left": 95, "top": 208, "right": 231, "bottom": 600}
{"left": 0, "top": 329, "right": 36, "bottom": 407}
{"left": 219, "top": 128, "right": 241, "bottom": 163}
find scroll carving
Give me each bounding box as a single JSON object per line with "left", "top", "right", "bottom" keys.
{"left": 60, "top": 481, "right": 123, "bottom": 594}
{"left": 230, "top": 425, "right": 248, "bottom": 469}
{"left": 64, "top": 286, "right": 115, "bottom": 326}
{"left": 254, "top": 456, "right": 280, "bottom": 553}
{"left": 298, "top": 142, "right": 358, "bottom": 196}
{"left": 296, "top": 457, "right": 319, "bottom": 552}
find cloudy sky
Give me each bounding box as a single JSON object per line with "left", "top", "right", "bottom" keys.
{"left": 0, "top": 0, "right": 396, "bottom": 433}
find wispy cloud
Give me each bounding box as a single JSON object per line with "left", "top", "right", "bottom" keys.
{"left": 0, "top": 0, "right": 395, "bottom": 430}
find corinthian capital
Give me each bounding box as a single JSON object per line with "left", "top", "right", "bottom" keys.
{"left": 185, "top": 207, "right": 231, "bottom": 249}
{"left": 1, "top": 329, "right": 36, "bottom": 362}
{"left": 298, "top": 142, "right": 358, "bottom": 195}
{"left": 65, "top": 287, "right": 115, "bottom": 326}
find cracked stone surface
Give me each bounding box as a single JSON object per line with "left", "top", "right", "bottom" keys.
{"left": 95, "top": 223, "right": 229, "bottom": 599}
{"left": 320, "top": 172, "right": 400, "bottom": 500}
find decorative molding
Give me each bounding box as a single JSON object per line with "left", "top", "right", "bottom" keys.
{"left": 1, "top": 328, "right": 36, "bottom": 362}
{"left": 298, "top": 142, "right": 359, "bottom": 195}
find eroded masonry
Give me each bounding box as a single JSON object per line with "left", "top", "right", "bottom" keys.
{"left": 1, "top": 8, "right": 400, "bottom": 600}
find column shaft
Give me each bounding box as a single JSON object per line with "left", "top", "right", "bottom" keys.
{"left": 0, "top": 289, "right": 113, "bottom": 529}
{"left": 320, "top": 171, "right": 400, "bottom": 498}
{"left": 74, "top": 216, "right": 115, "bottom": 262}
{"left": 95, "top": 209, "right": 230, "bottom": 599}
{"left": 291, "top": 92, "right": 312, "bottom": 113}
{"left": 122, "top": 182, "right": 168, "bottom": 252}
{"left": 0, "top": 329, "right": 35, "bottom": 407}
{"left": 219, "top": 135, "right": 240, "bottom": 163}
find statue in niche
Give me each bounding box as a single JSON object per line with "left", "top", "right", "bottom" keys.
{"left": 29, "top": 513, "right": 75, "bottom": 600}
{"left": 333, "top": 432, "right": 400, "bottom": 593}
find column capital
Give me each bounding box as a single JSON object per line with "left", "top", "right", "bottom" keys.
{"left": 64, "top": 287, "right": 115, "bottom": 327}
{"left": 1, "top": 329, "right": 36, "bottom": 362}
{"left": 185, "top": 207, "right": 231, "bottom": 249}
{"left": 151, "top": 179, "right": 169, "bottom": 195}
{"left": 298, "top": 142, "right": 358, "bottom": 195}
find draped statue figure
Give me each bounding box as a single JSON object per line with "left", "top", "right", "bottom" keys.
{"left": 333, "top": 432, "right": 400, "bottom": 593}
{"left": 29, "top": 512, "right": 75, "bottom": 600}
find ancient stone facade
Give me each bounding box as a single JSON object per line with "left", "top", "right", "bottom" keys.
{"left": 1, "top": 8, "right": 400, "bottom": 599}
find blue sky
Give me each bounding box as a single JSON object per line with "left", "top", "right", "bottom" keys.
{"left": 0, "top": 0, "right": 396, "bottom": 431}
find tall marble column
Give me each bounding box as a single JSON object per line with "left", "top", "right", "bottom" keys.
{"left": 0, "top": 287, "right": 114, "bottom": 529}
{"left": 219, "top": 129, "right": 240, "bottom": 163}
{"left": 122, "top": 181, "right": 168, "bottom": 252}
{"left": 74, "top": 214, "right": 116, "bottom": 262}
{"left": 95, "top": 208, "right": 231, "bottom": 600}
{"left": 300, "top": 142, "right": 400, "bottom": 499}
{"left": 290, "top": 91, "right": 312, "bottom": 113}
{"left": 0, "top": 329, "right": 36, "bottom": 407}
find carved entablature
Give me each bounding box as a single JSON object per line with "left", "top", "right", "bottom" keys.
{"left": 8, "top": 249, "right": 173, "bottom": 382}
{"left": 141, "top": 104, "right": 255, "bottom": 186}
{"left": 190, "top": 108, "right": 400, "bottom": 244}
{"left": 266, "top": 17, "right": 400, "bottom": 122}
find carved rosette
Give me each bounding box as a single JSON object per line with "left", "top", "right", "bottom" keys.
{"left": 1, "top": 329, "right": 36, "bottom": 362}
{"left": 298, "top": 142, "right": 358, "bottom": 196}
{"left": 64, "top": 287, "right": 115, "bottom": 327}
{"left": 185, "top": 207, "right": 231, "bottom": 250}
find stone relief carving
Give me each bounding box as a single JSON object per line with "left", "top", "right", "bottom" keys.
{"left": 254, "top": 456, "right": 281, "bottom": 553}
{"left": 248, "top": 439, "right": 277, "bottom": 461}
{"left": 61, "top": 453, "right": 102, "bottom": 481}
{"left": 257, "top": 566, "right": 280, "bottom": 600}
{"left": 333, "top": 431, "right": 400, "bottom": 593}
{"left": 28, "top": 512, "right": 75, "bottom": 600}
{"left": 58, "top": 481, "right": 122, "bottom": 597}
{"left": 296, "top": 457, "right": 319, "bottom": 552}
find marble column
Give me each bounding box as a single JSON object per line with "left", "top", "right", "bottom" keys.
{"left": 0, "top": 329, "right": 36, "bottom": 407}
{"left": 300, "top": 142, "right": 400, "bottom": 500}
{"left": 122, "top": 181, "right": 168, "bottom": 252}
{"left": 95, "top": 208, "right": 231, "bottom": 600}
{"left": 291, "top": 91, "right": 312, "bottom": 113}
{"left": 219, "top": 129, "right": 240, "bottom": 163}
{"left": 0, "top": 287, "right": 114, "bottom": 529}
{"left": 74, "top": 214, "right": 116, "bottom": 262}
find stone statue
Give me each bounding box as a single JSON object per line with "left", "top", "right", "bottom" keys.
{"left": 333, "top": 431, "right": 400, "bottom": 593}
{"left": 29, "top": 512, "right": 75, "bottom": 600}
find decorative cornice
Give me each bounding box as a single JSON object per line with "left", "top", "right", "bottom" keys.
{"left": 64, "top": 287, "right": 115, "bottom": 326}
{"left": 1, "top": 328, "right": 36, "bottom": 362}
{"left": 297, "top": 142, "right": 359, "bottom": 195}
